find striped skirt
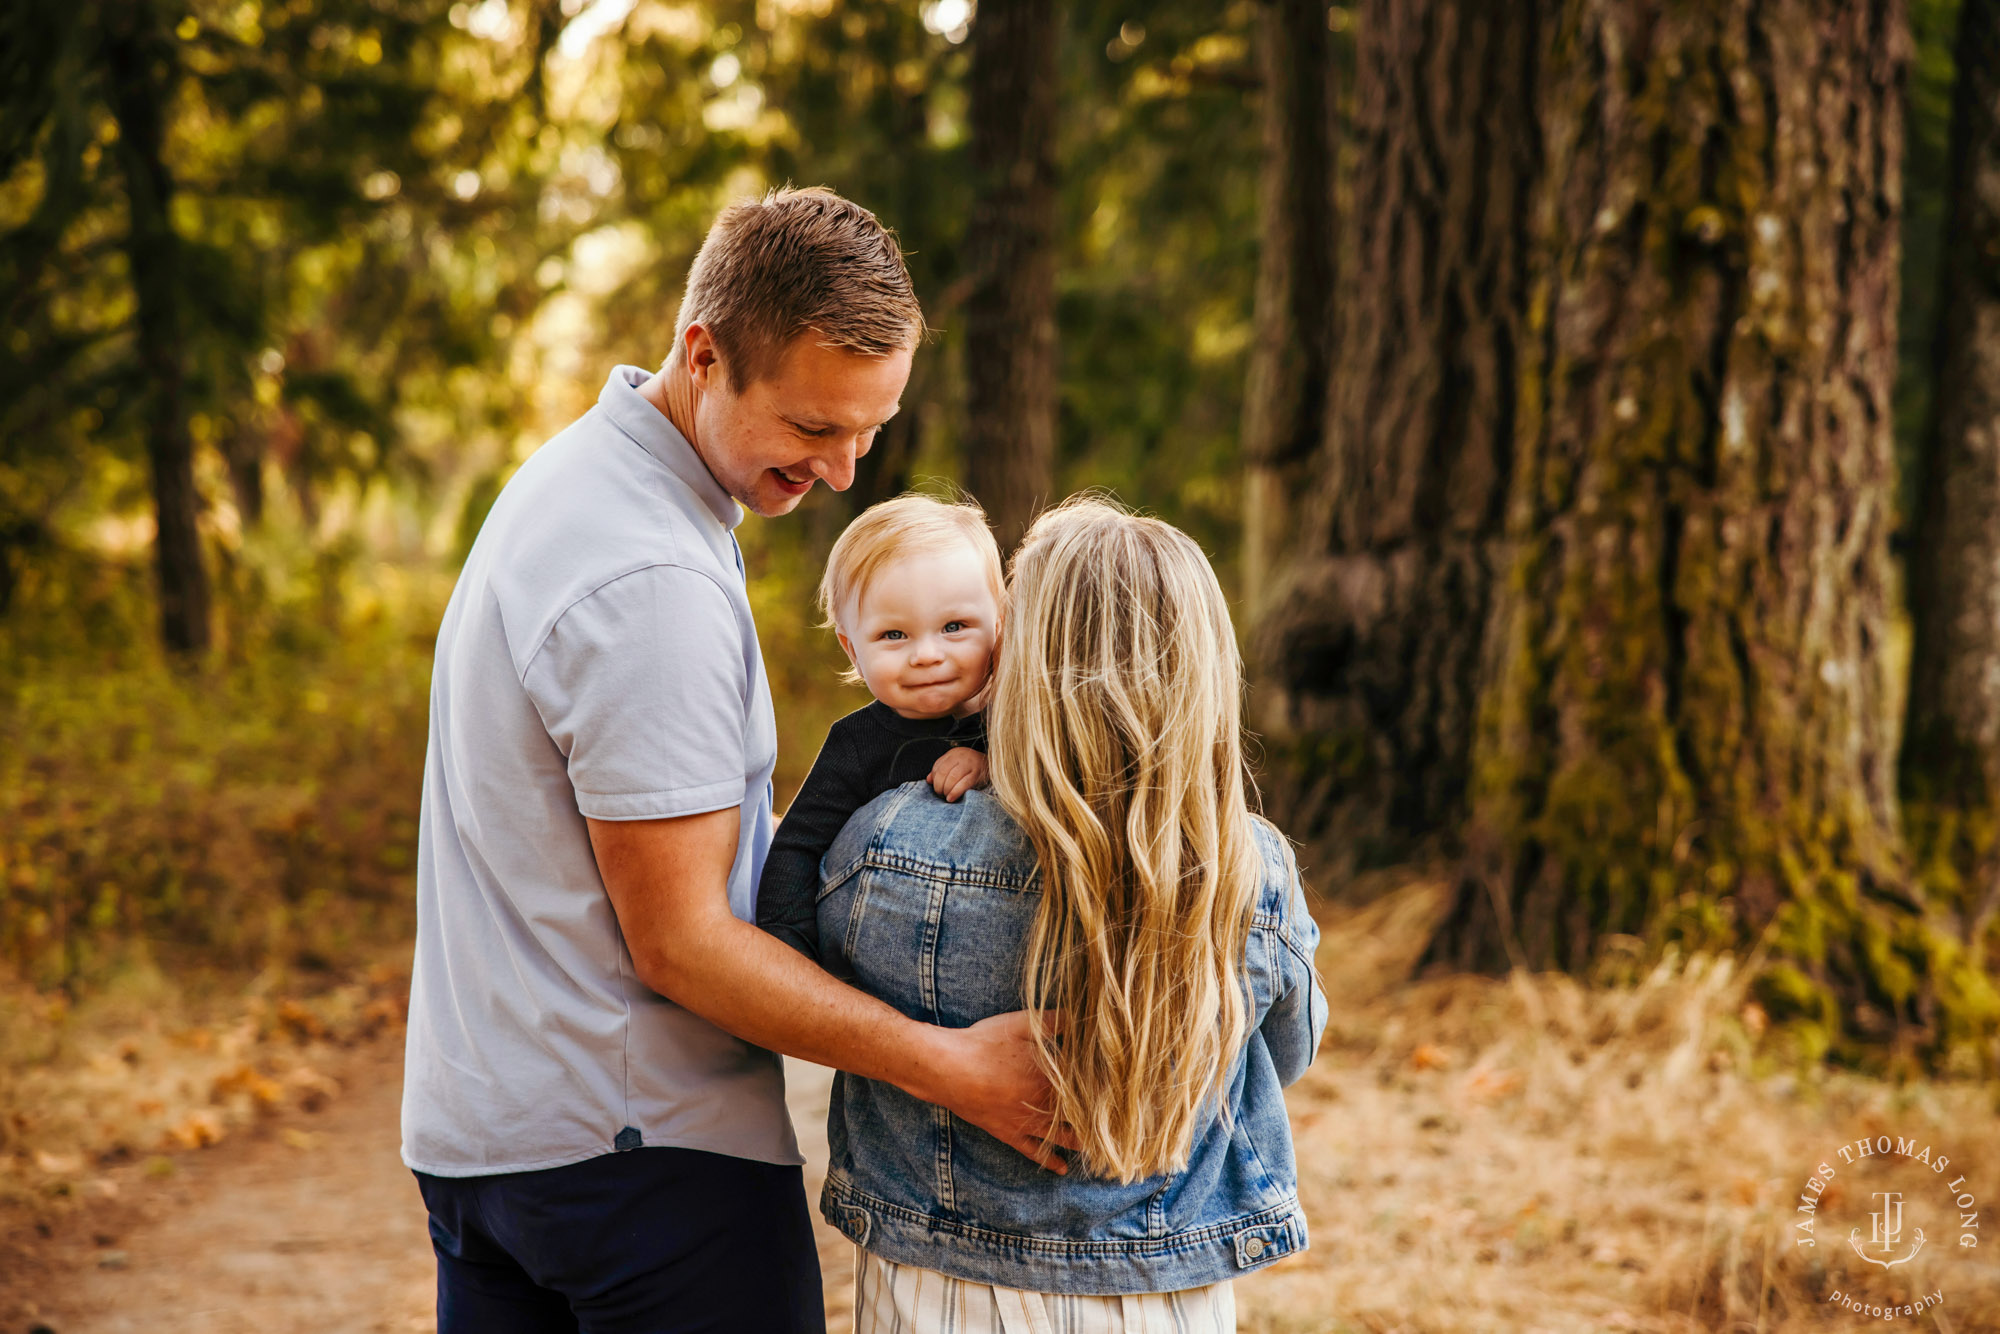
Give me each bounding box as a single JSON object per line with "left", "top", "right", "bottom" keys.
{"left": 852, "top": 1247, "right": 1237, "bottom": 1334}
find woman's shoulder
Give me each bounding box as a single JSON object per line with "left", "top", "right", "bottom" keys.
{"left": 1245, "top": 813, "right": 1304, "bottom": 919}
{"left": 823, "top": 784, "right": 1039, "bottom": 891}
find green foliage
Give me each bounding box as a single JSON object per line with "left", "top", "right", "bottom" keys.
{"left": 578, "top": 0, "right": 1258, "bottom": 548}
{"left": 4, "top": 0, "right": 1268, "bottom": 639}
{"left": 1056, "top": 1, "right": 1259, "bottom": 564}
{"left": 0, "top": 0, "right": 562, "bottom": 632}
{"left": 0, "top": 548, "right": 435, "bottom": 993}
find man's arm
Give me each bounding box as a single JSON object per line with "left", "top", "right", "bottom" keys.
{"left": 588, "top": 806, "right": 1072, "bottom": 1172}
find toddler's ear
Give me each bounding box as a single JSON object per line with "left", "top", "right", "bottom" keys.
{"left": 835, "top": 627, "right": 857, "bottom": 665}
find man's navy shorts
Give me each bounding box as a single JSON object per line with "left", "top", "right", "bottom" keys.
{"left": 414, "top": 1144, "right": 825, "bottom": 1333}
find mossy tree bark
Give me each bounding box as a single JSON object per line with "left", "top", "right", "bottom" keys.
{"left": 1255, "top": 0, "right": 1538, "bottom": 872}
{"left": 963, "top": 0, "right": 1060, "bottom": 552}
{"left": 1240, "top": 0, "right": 1337, "bottom": 620}
{"left": 1902, "top": 0, "right": 2000, "bottom": 957}
{"left": 1421, "top": 0, "right": 1995, "bottom": 1056}
{"left": 105, "top": 8, "right": 210, "bottom": 658}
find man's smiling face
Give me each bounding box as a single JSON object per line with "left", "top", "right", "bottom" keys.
{"left": 689, "top": 329, "right": 913, "bottom": 518}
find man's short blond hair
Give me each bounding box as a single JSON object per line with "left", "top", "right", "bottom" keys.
{"left": 671, "top": 186, "right": 926, "bottom": 388}
{"left": 820, "top": 494, "right": 1006, "bottom": 683}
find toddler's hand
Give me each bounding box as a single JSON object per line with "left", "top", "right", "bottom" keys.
{"left": 929, "top": 746, "right": 988, "bottom": 804}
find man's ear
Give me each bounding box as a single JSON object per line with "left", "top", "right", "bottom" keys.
{"left": 683, "top": 323, "right": 725, "bottom": 391}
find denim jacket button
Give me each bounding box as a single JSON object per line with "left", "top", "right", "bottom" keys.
{"left": 1243, "top": 1236, "right": 1265, "bottom": 1259}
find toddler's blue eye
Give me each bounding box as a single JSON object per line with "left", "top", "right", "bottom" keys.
{"left": 944, "top": 621, "right": 965, "bottom": 633}
{"left": 882, "top": 630, "right": 905, "bottom": 641}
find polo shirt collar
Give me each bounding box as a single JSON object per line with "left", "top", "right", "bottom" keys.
{"left": 599, "top": 365, "right": 743, "bottom": 530}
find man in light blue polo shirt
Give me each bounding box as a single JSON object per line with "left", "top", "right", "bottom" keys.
{"left": 402, "top": 188, "right": 1065, "bottom": 1333}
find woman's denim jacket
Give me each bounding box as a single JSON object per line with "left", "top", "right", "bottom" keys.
{"left": 809, "top": 783, "right": 1326, "bottom": 1295}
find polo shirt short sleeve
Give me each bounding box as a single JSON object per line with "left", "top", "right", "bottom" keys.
{"left": 401, "top": 365, "right": 794, "bottom": 1178}
{"left": 526, "top": 566, "right": 751, "bottom": 821}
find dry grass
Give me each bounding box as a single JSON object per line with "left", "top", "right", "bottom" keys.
{"left": 0, "top": 953, "right": 411, "bottom": 1223}
{"left": 1241, "top": 881, "right": 2000, "bottom": 1333}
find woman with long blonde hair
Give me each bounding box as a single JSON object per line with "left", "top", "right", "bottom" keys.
{"left": 805, "top": 496, "right": 1324, "bottom": 1332}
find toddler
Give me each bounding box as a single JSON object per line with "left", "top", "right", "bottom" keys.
{"left": 757, "top": 493, "right": 1003, "bottom": 958}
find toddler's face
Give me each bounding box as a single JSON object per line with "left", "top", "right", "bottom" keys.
{"left": 837, "top": 543, "right": 999, "bottom": 720}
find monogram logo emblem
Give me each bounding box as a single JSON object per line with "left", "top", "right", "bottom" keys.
{"left": 1850, "top": 1191, "right": 1926, "bottom": 1269}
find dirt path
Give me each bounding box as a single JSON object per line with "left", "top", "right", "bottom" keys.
{"left": 7, "top": 1047, "right": 852, "bottom": 1333}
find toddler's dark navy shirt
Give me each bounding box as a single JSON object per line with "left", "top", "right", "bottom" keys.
{"left": 756, "top": 700, "right": 986, "bottom": 959}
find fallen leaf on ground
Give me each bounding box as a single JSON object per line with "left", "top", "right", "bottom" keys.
{"left": 286, "top": 1065, "right": 341, "bottom": 1111}
{"left": 164, "top": 1111, "right": 224, "bottom": 1149}
{"left": 1410, "top": 1043, "right": 1452, "bottom": 1071}
{"left": 276, "top": 999, "right": 327, "bottom": 1040}
{"left": 1463, "top": 1068, "right": 1521, "bottom": 1102}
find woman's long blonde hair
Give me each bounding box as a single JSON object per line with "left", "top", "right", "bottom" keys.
{"left": 988, "top": 496, "right": 1260, "bottom": 1183}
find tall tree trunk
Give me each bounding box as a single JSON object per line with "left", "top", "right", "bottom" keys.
{"left": 1902, "top": 0, "right": 2000, "bottom": 954}
{"left": 222, "top": 416, "right": 265, "bottom": 527}
{"left": 1255, "top": 0, "right": 1538, "bottom": 873}
{"left": 1421, "top": 0, "right": 1993, "bottom": 1054}
{"left": 0, "top": 520, "right": 37, "bottom": 617}
{"left": 852, "top": 376, "right": 923, "bottom": 512}
{"left": 1240, "top": 0, "right": 1336, "bottom": 620}
{"left": 105, "top": 11, "right": 210, "bottom": 657}
{"left": 962, "top": 0, "right": 1060, "bottom": 552}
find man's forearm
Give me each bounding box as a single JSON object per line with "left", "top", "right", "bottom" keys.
{"left": 639, "top": 905, "right": 955, "bottom": 1106}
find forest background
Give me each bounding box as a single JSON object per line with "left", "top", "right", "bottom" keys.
{"left": 6, "top": 0, "right": 2000, "bottom": 1328}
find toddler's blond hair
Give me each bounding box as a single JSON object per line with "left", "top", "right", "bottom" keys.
{"left": 820, "top": 494, "right": 1005, "bottom": 685}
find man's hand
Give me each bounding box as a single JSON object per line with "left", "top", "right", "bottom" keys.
{"left": 928, "top": 746, "right": 989, "bottom": 803}
{"left": 921, "top": 1011, "right": 1077, "bottom": 1172}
